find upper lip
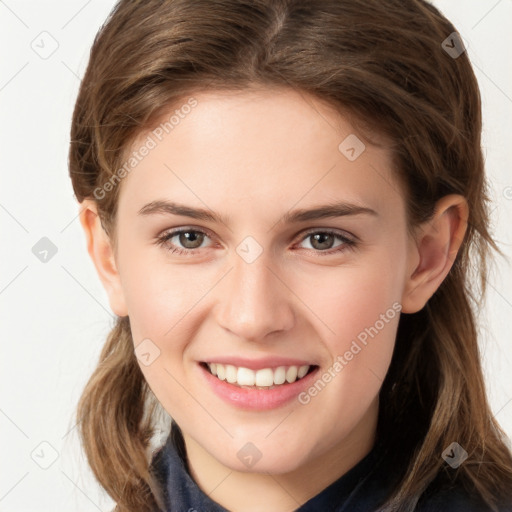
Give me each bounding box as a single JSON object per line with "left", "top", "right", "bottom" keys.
{"left": 201, "top": 356, "right": 317, "bottom": 371}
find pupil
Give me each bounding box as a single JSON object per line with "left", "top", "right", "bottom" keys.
{"left": 181, "top": 231, "right": 203, "bottom": 248}
{"left": 313, "top": 233, "right": 333, "bottom": 250}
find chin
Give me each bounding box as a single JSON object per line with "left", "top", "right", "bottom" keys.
{"left": 216, "top": 442, "right": 310, "bottom": 475}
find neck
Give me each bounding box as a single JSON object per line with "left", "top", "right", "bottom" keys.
{"left": 182, "top": 398, "right": 379, "bottom": 512}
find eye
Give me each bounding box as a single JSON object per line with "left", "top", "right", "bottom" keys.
{"left": 156, "top": 228, "right": 213, "bottom": 255}
{"left": 296, "top": 230, "right": 356, "bottom": 255}
{"left": 155, "top": 227, "right": 357, "bottom": 256}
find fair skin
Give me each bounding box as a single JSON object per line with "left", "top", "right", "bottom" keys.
{"left": 80, "top": 88, "right": 468, "bottom": 512}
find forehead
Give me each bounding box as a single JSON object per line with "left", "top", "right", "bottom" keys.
{"left": 116, "top": 88, "right": 403, "bottom": 223}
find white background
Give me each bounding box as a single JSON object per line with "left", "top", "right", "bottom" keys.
{"left": 0, "top": 1, "right": 511, "bottom": 510}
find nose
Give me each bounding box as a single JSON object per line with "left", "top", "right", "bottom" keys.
{"left": 214, "top": 253, "right": 295, "bottom": 342}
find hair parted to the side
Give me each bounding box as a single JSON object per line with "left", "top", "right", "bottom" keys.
{"left": 69, "top": 1, "right": 512, "bottom": 511}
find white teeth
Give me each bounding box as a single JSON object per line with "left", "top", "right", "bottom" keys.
{"left": 237, "top": 367, "right": 255, "bottom": 386}
{"left": 274, "top": 366, "right": 286, "bottom": 385}
{"left": 225, "top": 364, "right": 237, "bottom": 383}
{"left": 286, "top": 366, "right": 297, "bottom": 383}
{"left": 297, "top": 365, "right": 309, "bottom": 379}
{"left": 206, "top": 363, "right": 312, "bottom": 388}
{"left": 216, "top": 364, "right": 226, "bottom": 381}
{"left": 255, "top": 368, "right": 274, "bottom": 387}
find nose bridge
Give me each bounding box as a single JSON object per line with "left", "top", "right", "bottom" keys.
{"left": 215, "top": 251, "right": 294, "bottom": 341}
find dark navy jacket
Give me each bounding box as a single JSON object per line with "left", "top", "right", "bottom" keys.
{"left": 150, "top": 427, "right": 512, "bottom": 512}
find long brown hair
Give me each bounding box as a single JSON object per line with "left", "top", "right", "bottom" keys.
{"left": 69, "top": 1, "right": 512, "bottom": 511}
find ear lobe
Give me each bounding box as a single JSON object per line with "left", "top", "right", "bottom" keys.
{"left": 79, "top": 199, "right": 128, "bottom": 317}
{"left": 401, "top": 194, "right": 468, "bottom": 314}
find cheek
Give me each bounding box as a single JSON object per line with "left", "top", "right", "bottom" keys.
{"left": 117, "top": 236, "right": 210, "bottom": 344}
{"left": 292, "top": 252, "right": 404, "bottom": 405}
{"left": 331, "top": 271, "right": 399, "bottom": 343}
{"left": 119, "top": 252, "right": 213, "bottom": 411}
{"left": 121, "top": 272, "right": 183, "bottom": 345}
{"left": 298, "top": 255, "right": 403, "bottom": 345}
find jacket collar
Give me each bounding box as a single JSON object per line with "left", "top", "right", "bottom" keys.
{"left": 150, "top": 424, "right": 395, "bottom": 512}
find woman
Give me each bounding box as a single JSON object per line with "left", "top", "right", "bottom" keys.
{"left": 69, "top": 0, "right": 512, "bottom": 510}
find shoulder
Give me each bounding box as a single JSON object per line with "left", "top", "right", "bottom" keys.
{"left": 415, "top": 479, "right": 512, "bottom": 512}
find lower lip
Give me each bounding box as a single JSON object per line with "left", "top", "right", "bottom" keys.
{"left": 198, "top": 363, "right": 319, "bottom": 410}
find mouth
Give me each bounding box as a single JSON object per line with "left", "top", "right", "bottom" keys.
{"left": 200, "top": 361, "right": 318, "bottom": 390}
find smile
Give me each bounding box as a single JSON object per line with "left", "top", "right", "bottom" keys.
{"left": 202, "top": 362, "right": 316, "bottom": 389}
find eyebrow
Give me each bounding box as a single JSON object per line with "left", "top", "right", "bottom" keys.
{"left": 137, "top": 200, "right": 378, "bottom": 224}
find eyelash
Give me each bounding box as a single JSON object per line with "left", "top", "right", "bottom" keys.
{"left": 155, "top": 227, "right": 357, "bottom": 257}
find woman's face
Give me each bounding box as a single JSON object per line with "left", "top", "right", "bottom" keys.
{"left": 110, "top": 88, "right": 416, "bottom": 473}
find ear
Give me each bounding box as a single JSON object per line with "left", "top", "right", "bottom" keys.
{"left": 401, "top": 194, "right": 469, "bottom": 314}
{"left": 79, "top": 199, "right": 128, "bottom": 317}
